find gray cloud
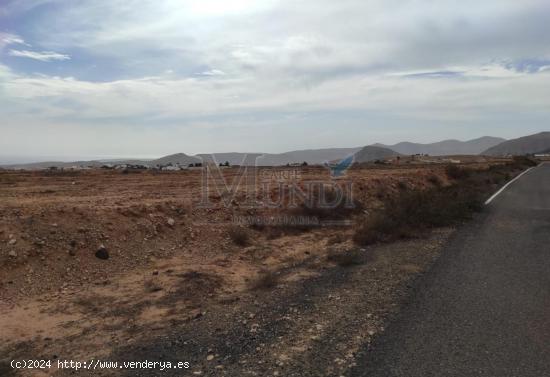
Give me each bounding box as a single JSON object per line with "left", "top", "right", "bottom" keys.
{"left": 8, "top": 49, "right": 71, "bottom": 61}
{"left": 1, "top": 0, "right": 550, "bottom": 157}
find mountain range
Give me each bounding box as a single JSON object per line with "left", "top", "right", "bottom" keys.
{"left": 374, "top": 136, "right": 505, "bottom": 156}
{"left": 482, "top": 132, "right": 550, "bottom": 156}
{"left": 120, "top": 136, "right": 504, "bottom": 167}
{"left": 199, "top": 148, "right": 362, "bottom": 166}
{"left": 4, "top": 132, "right": 550, "bottom": 170}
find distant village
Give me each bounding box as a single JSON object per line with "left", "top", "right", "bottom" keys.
{"left": 36, "top": 154, "right": 478, "bottom": 172}
{"left": 48, "top": 161, "right": 210, "bottom": 172}
{"left": 45, "top": 160, "right": 317, "bottom": 172}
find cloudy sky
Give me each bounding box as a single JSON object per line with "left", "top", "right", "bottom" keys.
{"left": 1, "top": 0, "right": 550, "bottom": 161}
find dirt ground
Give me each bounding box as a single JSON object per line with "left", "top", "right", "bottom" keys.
{"left": 0, "top": 163, "right": 499, "bottom": 376}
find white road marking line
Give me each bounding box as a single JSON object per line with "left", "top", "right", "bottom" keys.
{"left": 484, "top": 165, "right": 539, "bottom": 205}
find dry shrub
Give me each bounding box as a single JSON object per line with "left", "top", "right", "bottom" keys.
{"left": 250, "top": 270, "right": 279, "bottom": 290}
{"left": 0, "top": 174, "right": 19, "bottom": 185}
{"left": 397, "top": 180, "right": 408, "bottom": 190}
{"left": 121, "top": 168, "right": 144, "bottom": 174}
{"left": 427, "top": 174, "right": 442, "bottom": 186}
{"left": 255, "top": 224, "right": 312, "bottom": 240}
{"left": 42, "top": 169, "right": 82, "bottom": 177}
{"left": 327, "top": 233, "right": 346, "bottom": 245}
{"left": 294, "top": 186, "right": 363, "bottom": 221}
{"left": 249, "top": 222, "right": 266, "bottom": 232}
{"left": 73, "top": 295, "right": 103, "bottom": 313}
{"left": 351, "top": 162, "right": 534, "bottom": 247}
{"left": 228, "top": 226, "right": 250, "bottom": 246}
{"left": 265, "top": 227, "right": 285, "bottom": 240}
{"left": 354, "top": 183, "right": 484, "bottom": 246}
{"left": 0, "top": 361, "right": 13, "bottom": 376}
{"left": 484, "top": 157, "right": 535, "bottom": 185}
{"left": 327, "top": 248, "right": 364, "bottom": 267}
{"left": 508, "top": 155, "right": 538, "bottom": 169}
{"left": 172, "top": 271, "right": 222, "bottom": 299}
{"left": 144, "top": 279, "right": 163, "bottom": 293}
{"left": 445, "top": 165, "right": 470, "bottom": 180}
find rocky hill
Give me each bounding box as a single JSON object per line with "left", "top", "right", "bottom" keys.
{"left": 353, "top": 145, "right": 401, "bottom": 163}
{"left": 375, "top": 136, "right": 505, "bottom": 156}
{"left": 482, "top": 132, "right": 550, "bottom": 156}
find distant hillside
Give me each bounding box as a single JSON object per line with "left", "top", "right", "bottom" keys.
{"left": 353, "top": 145, "right": 401, "bottom": 163}
{"left": 151, "top": 153, "right": 200, "bottom": 166}
{"left": 259, "top": 148, "right": 361, "bottom": 166}
{"left": 196, "top": 148, "right": 361, "bottom": 166}
{"left": 482, "top": 132, "right": 550, "bottom": 156}
{"left": 196, "top": 153, "right": 263, "bottom": 166}
{"left": 0, "top": 136, "right": 524, "bottom": 170}
{"left": 0, "top": 148, "right": 361, "bottom": 169}
{"left": 374, "top": 136, "right": 505, "bottom": 156}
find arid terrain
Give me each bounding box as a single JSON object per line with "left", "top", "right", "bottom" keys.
{"left": 0, "top": 160, "right": 524, "bottom": 376}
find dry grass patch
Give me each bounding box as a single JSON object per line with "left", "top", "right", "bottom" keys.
{"left": 354, "top": 160, "right": 538, "bottom": 246}
{"left": 354, "top": 182, "right": 485, "bottom": 245}
{"left": 445, "top": 165, "right": 471, "bottom": 180}
{"left": 249, "top": 270, "right": 280, "bottom": 290}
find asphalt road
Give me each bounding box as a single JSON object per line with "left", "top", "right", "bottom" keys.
{"left": 352, "top": 163, "right": 550, "bottom": 377}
